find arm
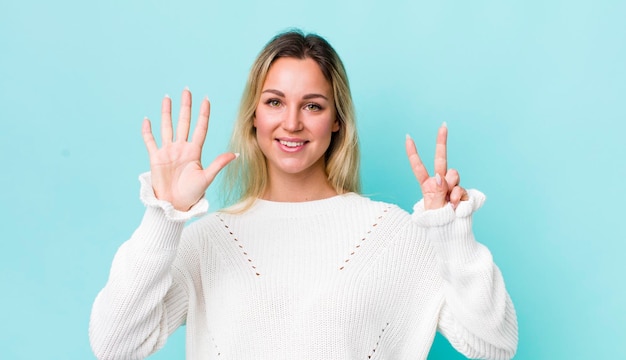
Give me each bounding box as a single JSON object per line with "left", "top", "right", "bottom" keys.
{"left": 89, "top": 174, "right": 203, "bottom": 359}
{"left": 406, "top": 124, "right": 518, "bottom": 359}
{"left": 412, "top": 190, "right": 518, "bottom": 359}
{"left": 89, "top": 89, "right": 236, "bottom": 359}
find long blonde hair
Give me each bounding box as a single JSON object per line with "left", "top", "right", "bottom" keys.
{"left": 222, "top": 29, "right": 360, "bottom": 211}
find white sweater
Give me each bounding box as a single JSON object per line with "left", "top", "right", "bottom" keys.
{"left": 89, "top": 173, "right": 518, "bottom": 360}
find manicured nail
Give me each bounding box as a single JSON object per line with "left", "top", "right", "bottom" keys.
{"left": 442, "top": 121, "right": 448, "bottom": 128}
{"left": 405, "top": 133, "right": 411, "bottom": 140}
{"left": 164, "top": 94, "right": 170, "bottom": 99}
{"left": 435, "top": 173, "right": 442, "bottom": 186}
{"left": 234, "top": 152, "right": 240, "bottom": 158}
{"left": 184, "top": 86, "right": 190, "bottom": 91}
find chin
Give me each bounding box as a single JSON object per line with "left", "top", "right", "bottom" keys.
{"left": 271, "top": 158, "right": 324, "bottom": 176}
{"left": 277, "top": 164, "right": 313, "bottom": 175}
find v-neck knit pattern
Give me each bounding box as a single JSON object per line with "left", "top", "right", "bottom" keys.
{"left": 89, "top": 173, "right": 517, "bottom": 360}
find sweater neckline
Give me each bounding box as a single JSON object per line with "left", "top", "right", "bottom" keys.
{"left": 245, "top": 192, "right": 360, "bottom": 218}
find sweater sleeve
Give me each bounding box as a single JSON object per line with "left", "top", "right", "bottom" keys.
{"left": 89, "top": 173, "right": 208, "bottom": 360}
{"left": 412, "top": 190, "right": 518, "bottom": 359}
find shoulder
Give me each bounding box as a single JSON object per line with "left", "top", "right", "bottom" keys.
{"left": 347, "top": 193, "right": 411, "bottom": 217}
{"left": 186, "top": 212, "right": 226, "bottom": 231}
{"left": 346, "top": 195, "right": 431, "bottom": 259}
{"left": 340, "top": 194, "right": 417, "bottom": 236}
{"left": 178, "top": 212, "right": 231, "bottom": 250}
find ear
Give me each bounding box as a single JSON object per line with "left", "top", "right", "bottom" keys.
{"left": 332, "top": 118, "right": 340, "bottom": 132}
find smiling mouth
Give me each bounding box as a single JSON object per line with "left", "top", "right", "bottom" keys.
{"left": 278, "top": 139, "right": 307, "bottom": 148}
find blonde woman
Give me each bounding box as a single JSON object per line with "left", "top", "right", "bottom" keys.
{"left": 90, "top": 30, "right": 518, "bottom": 360}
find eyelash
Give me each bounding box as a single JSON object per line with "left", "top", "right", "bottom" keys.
{"left": 305, "top": 103, "right": 322, "bottom": 111}
{"left": 267, "top": 99, "right": 281, "bottom": 107}
{"left": 265, "top": 99, "right": 323, "bottom": 111}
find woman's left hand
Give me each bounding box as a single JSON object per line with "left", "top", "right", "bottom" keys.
{"left": 405, "top": 123, "right": 468, "bottom": 210}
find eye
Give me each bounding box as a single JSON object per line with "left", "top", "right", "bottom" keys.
{"left": 266, "top": 99, "right": 281, "bottom": 107}
{"left": 305, "top": 103, "right": 322, "bottom": 111}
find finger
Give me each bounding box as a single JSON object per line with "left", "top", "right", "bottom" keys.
{"left": 176, "top": 87, "right": 192, "bottom": 142}
{"left": 191, "top": 96, "right": 210, "bottom": 148}
{"left": 142, "top": 117, "right": 158, "bottom": 155}
{"left": 434, "top": 122, "right": 448, "bottom": 177}
{"left": 202, "top": 152, "right": 239, "bottom": 187}
{"left": 405, "top": 134, "right": 429, "bottom": 184}
{"left": 445, "top": 168, "right": 460, "bottom": 189}
{"left": 450, "top": 186, "right": 468, "bottom": 209}
{"left": 160, "top": 94, "right": 173, "bottom": 145}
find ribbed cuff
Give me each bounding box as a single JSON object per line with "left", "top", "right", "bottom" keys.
{"left": 412, "top": 189, "right": 487, "bottom": 264}
{"left": 411, "top": 189, "right": 486, "bottom": 227}
{"left": 133, "top": 206, "right": 186, "bottom": 250}
{"left": 430, "top": 214, "right": 482, "bottom": 265}
{"left": 411, "top": 201, "right": 456, "bottom": 227}
{"left": 138, "top": 172, "right": 209, "bottom": 222}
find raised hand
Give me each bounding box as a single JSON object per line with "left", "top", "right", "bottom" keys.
{"left": 405, "top": 123, "right": 468, "bottom": 210}
{"left": 142, "top": 88, "right": 238, "bottom": 211}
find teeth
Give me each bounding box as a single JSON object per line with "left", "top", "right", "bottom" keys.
{"left": 279, "top": 140, "right": 305, "bottom": 147}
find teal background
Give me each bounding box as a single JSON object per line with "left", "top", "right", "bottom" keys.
{"left": 1, "top": 0, "right": 624, "bottom": 358}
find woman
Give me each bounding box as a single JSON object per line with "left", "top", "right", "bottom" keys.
{"left": 90, "top": 30, "right": 518, "bottom": 360}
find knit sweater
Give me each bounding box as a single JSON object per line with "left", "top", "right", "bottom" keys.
{"left": 89, "top": 173, "right": 518, "bottom": 360}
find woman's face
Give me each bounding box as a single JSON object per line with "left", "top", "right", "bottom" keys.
{"left": 254, "top": 57, "right": 339, "bottom": 180}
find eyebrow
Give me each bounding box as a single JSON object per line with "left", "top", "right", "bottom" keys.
{"left": 262, "top": 89, "right": 329, "bottom": 101}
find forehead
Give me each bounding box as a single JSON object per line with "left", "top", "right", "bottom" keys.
{"left": 262, "top": 57, "right": 331, "bottom": 94}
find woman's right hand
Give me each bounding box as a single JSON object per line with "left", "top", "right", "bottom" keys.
{"left": 142, "top": 88, "right": 238, "bottom": 211}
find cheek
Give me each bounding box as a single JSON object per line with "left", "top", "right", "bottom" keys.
{"left": 324, "top": 115, "right": 339, "bottom": 134}
{"left": 313, "top": 121, "right": 337, "bottom": 141}
{"left": 255, "top": 109, "right": 286, "bottom": 133}
{"left": 329, "top": 110, "right": 339, "bottom": 132}
{"left": 253, "top": 113, "right": 275, "bottom": 141}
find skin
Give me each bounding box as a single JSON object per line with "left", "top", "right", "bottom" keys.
{"left": 405, "top": 125, "right": 469, "bottom": 210}
{"left": 142, "top": 61, "right": 467, "bottom": 211}
{"left": 142, "top": 89, "right": 237, "bottom": 211}
{"left": 254, "top": 57, "right": 340, "bottom": 202}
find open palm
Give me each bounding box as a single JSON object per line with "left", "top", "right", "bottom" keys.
{"left": 142, "top": 89, "right": 237, "bottom": 211}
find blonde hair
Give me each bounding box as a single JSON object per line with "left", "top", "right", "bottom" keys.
{"left": 222, "top": 29, "right": 360, "bottom": 211}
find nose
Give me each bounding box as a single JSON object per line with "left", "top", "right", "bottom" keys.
{"left": 281, "top": 107, "right": 303, "bottom": 132}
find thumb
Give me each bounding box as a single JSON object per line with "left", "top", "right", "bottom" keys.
{"left": 202, "top": 152, "right": 239, "bottom": 187}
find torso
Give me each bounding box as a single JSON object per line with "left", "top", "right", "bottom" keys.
{"left": 176, "top": 193, "right": 445, "bottom": 359}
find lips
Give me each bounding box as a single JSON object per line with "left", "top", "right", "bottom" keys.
{"left": 276, "top": 138, "right": 308, "bottom": 152}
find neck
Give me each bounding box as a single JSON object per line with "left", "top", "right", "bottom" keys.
{"left": 262, "top": 166, "right": 338, "bottom": 202}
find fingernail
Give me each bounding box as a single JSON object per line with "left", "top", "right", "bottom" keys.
{"left": 184, "top": 86, "right": 190, "bottom": 91}
{"left": 164, "top": 94, "right": 170, "bottom": 99}
{"left": 405, "top": 133, "right": 411, "bottom": 140}
{"left": 435, "top": 173, "right": 442, "bottom": 186}
{"left": 234, "top": 152, "right": 240, "bottom": 159}
{"left": 442, "top": 121, "right": 448, "bottom": 128}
